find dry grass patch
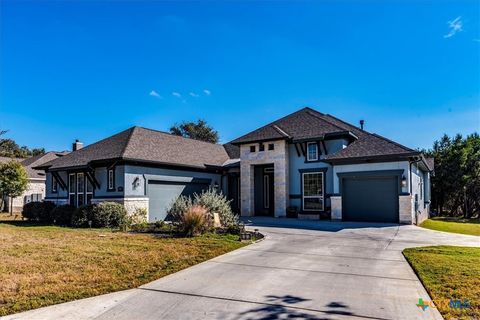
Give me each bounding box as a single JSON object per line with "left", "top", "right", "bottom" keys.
{"left": 0, "top": 222, "right": 246, "bottom": 316}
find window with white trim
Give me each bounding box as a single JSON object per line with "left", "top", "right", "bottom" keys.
{"left": 108, "top": 169, "right": 115, "bottom": 190}
{"left": 263, "top": 175, "right": 270, "bottom": 209}
{"left": 86, "top": 177, "right": 93, "bottom": 204}
{"left": 302, "top": 172, "right": 324, "bottom": 211}
{"left": 307, "top": 142, "right": 318, "bottom": 161}
{"left": 77, "top": 173, "right": 85, "bottom": 207}
{"left": 68, "top": 173, "right": 76, "bottom": 205}
{"left": 52, "top": 175, "right": 58, "bottom": 193}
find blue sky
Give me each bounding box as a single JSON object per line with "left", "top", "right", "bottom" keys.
{"left": 1, "top": 1, "right": 479, "bottom": 151}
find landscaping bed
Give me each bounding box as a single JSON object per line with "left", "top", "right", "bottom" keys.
{"left": 420, "top": 217, "right": 480, "bottom": 236}
{"left": 403, "top": 246, "right": 480, "bottom": 319}
{"left": 0, "top": 222, "right": 247, "bottom": 316}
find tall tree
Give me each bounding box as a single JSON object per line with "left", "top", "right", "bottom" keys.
{"left": 0, "top": 160, "right": 28, "bottom": 214}
{"left": 170, "top": 120, "right": 219, "bottom": 144}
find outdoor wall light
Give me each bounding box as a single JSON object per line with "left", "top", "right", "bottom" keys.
{"left": 401, "top": 175, "right": 407, "bottom": 188}
{"left": 132, "top": 177, "right": 140, "bottom": 190}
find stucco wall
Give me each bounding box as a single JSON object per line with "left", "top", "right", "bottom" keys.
{"left": 287, "top": 144, "right": 333, "bottom": 210}
{"left": 410, "top": 163, "right": 430, "bottom": 224}
{"left": 9, "top": 180, "right": 45, "bottom": 213}
{"left": 124, "top": 165, "right": 223, "bottom": 198}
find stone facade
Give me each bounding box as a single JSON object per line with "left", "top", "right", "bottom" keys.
{"left": 91, "top": 198, "right": 149, "bottom": 216}
{"left": 8, "top": 180, "right": 46, "bottom": 213}
{"left": 240, "top": 140, "right": 289, "bottom": 217}
{"left": 330, "top": 196, "right": 342, "bottom": 220}
{"left": 399, "top": 194, "right": 412, "bottom": 224}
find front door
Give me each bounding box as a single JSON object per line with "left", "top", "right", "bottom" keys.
{"left": 254, "top": 165, "right": 274, "bottom": 216}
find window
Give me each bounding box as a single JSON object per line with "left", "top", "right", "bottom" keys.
{"left": 77, "top": 173, "right": 85, "bottom": 207}
{"left": 108, "top": 169, "right": 115, "bottom": 190}
{"left": 52, "top": 175, "right": 58, "bottom": 193}
{"left": 69, "top": 173, "right": 76, "bottom": 206}
{"left": 307, "top": 142, "right": 318, "bottom": 161}
{"left": 250, "top": 145, "right": 256, "bottom": 153}
{"left": 268, "top": 143, "right": 275, "bottom": 151}
{"left": 259, "top": 144, "right": 265, "bottom": 152}
{"left": 86, "top": 178, "right": 93, "bottom": 204}
{"left": 302, "top": 172, "right": 324, "bottom": 211}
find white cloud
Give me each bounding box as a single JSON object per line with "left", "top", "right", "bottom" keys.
{"left": 203, "top": 89, "right": 211, "bottom": 96}
{"left": 444, "top": 16, "right": 463, "bottom": 38}
{"left": 172, "top": 92, "right": 182, "bottom": 98}
{"left": 149, "top": 90, "right": 162, "bottom": 99}
{"left": 189, "top": 92, "right": 199, "bottom": 98}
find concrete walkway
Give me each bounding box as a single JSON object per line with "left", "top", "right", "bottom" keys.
{"left": 4, "top": 218, "right": 479, "bottom": 320}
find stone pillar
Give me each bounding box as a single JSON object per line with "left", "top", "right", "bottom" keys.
{"left": 240, "top": 163, "right": 254, "bottom": 216}
{"left": 399, "top": 194, "right": 413, "bottom": 224}
{"left": 331, "top": 196, "right": 342, "bottom": 220}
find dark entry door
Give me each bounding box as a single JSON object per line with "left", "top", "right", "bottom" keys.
{"left": 342, "top": 176, "right": 399, "bottom": 223}
{"left": 254, "top": 165, "right": 274, "bottom": 216}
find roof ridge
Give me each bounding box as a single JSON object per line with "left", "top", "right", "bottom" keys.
{"left": 370, "top": 133, "right": 416, "bottom": 152}
{"left": 305, "top": 110, "right": 351, "bottom": 133}
{"left": 120, "top": 126, "right": 138, "bottom": 158}
{"left": 271, "top": 124, "right": 290, "bottom": 137}
{"left": 322, "top": 114, "right": 364, "bottom": 133}
{"left": 135, "top": 126, "right": 225, "bottom": 147}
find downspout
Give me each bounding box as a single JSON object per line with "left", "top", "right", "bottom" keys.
{"left": 409, "top": 157, "right": 422, "bottom": 224}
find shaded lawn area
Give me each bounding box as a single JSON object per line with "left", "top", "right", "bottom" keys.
{"left": 0, "top": 221, "right": 246, "bottom": 316}
{"left": 403, "top": 246, "right": 480, "bottom": 320}
{"left": 420, "top": 217, "right": 480, "bottom": 236}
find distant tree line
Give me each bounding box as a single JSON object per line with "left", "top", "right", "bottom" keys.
{"left": 424, "top": 133, "right": 480, "bottom": 218}
{"left": 0, "top": 130, "right": 45, "bottom": 158}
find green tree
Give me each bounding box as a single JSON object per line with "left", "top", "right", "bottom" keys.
{"left": 0, "top": 160, "right": 28, "bottom": 214}
{"left": 170, "top": 120, "right": 219, "bottom": 144}
{"left": 428, "top": 133, "right": 480, "bottom": 218}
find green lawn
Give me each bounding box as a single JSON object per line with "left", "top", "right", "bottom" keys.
{"left": 0, "top": 221, "right": 246, "bottom": 316}
{"left": 403, "top": 246, "right": 480, "bottom": 319}
{"left": 420, "top": 217, "right": 480, "bottom": 236}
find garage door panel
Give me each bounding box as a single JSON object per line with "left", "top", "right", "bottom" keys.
{"left": 342, "top": 176, "right": 399, "bottom": 223}
{"left": 148, "top": 181, "right": 209, "bottom": 222}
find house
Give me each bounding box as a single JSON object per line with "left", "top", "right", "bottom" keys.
{"left": 1, "top": 152, "right": 68, "bottom": 212}
{"left": 37, "top": 107, "right": 433, "bottom": 224}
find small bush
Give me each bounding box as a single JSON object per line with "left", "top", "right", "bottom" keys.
{"left": 194, "top": 189, "right": 239, "bottom": 230}
{"left": 125, "top": 207, "right": 148, "bottom": 230}
{"left": 71, "top": 204, "right": 96, "bottom": 227}
{"left": 92, "top": 202, "right": 127, "bottom": 228}
{"left": 167, "top": 195, "right": 192, "bottom": 221}
{"left": 51, "top": 205, "right": 76, "bottom": 226}
{"left": 22, "top": 201, "right": 56, "bottom": 223}
{"left": 181, "top": 205, "right": 210, "bottom": 236}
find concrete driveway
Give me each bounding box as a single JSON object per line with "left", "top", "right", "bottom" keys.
{"left": 5, "top": 218, "right": 479, "bottom": 320}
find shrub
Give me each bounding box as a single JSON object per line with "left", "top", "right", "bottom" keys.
{"left": 22, "top": 201, "right": 56, "bottom": 222}
{"left": 180, "top": 205, "right": 210, "bottom": 236}
{"left": 124, "top": 207, "right": 148, "bottom": 230}
{"left": 167, "top": 195, "right": 193, "bottom": 221}
{"left": 71, "top": 204, "right": 96, "bottom": 227}
{"left": 51, "top": 205, "right": 76, "bottom": 226}
{"left": 92, "top": 202, "right": 127, "bottom": 228}
{"left": 194, "top": 189, "right": 239, "bottom": 230}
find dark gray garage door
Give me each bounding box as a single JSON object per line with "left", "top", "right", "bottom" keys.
{"left": 342, "top": 176, "right": 399, "bottom": 223}
{"left": 148, "top": 181, "right": 209, "bottom": 222}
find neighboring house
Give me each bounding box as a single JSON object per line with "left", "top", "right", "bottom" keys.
{"left": 1, "top": 152, "right": 68, "bottom": 212}
{"left": 37, "top": 107, "right": 433, "bottom": 224}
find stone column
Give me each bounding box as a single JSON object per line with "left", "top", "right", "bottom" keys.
{"left": 331, "top": 196, "right": 342, "bottom": 220}
{"left": 240, "top": 163, "right": 254, "bottom": 216}
{"left": 399, "top": 194, "right": 413, "bottom": 224}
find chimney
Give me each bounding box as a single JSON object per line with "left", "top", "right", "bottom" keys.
{"left": 359, "top": 120, "right": 365, "bottom": 130}
{"left": 72, "top": 139, "right": 83, "bottom": 151}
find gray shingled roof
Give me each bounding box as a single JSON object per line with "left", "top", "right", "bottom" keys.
{"left": 230, "top": 107, "right": 420, "bottom": 162}
{"left": 22, "top": 152, "right": 68, "bottom": 179}
{"left": 41, "top": 127, "right": 232, "bottom": 170}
